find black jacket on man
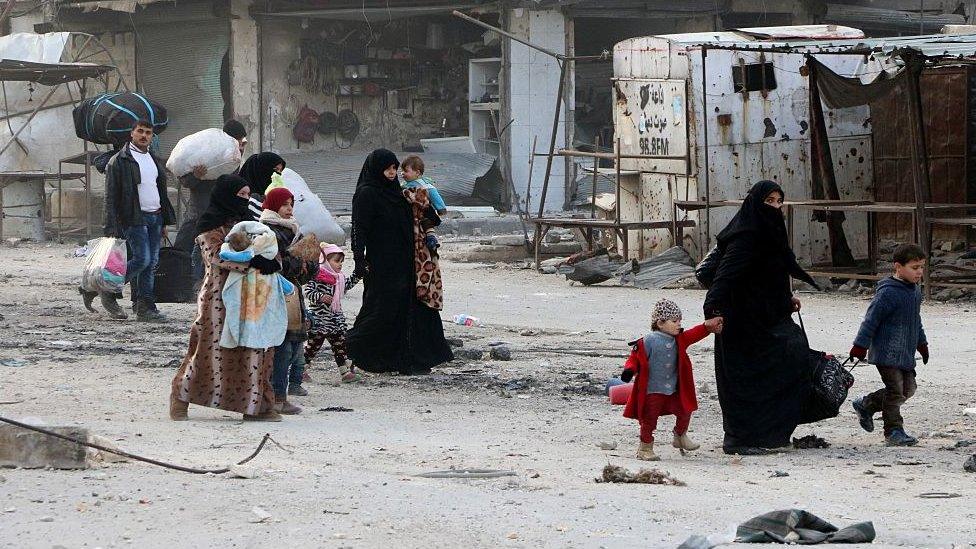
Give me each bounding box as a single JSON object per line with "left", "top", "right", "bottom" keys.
{"left": 103, "top": 144, "right": 176, "bottom": 237}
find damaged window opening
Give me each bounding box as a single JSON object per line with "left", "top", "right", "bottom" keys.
{"left": 732, "top": 62, "right": 777, "bottom": 93}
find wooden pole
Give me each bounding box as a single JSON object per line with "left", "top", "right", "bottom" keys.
{"left": 904, "top": 58, "right": 934, "bottom": 298}
{"left": 525, "top": 135, "right": 537, "bottom": 215}
{"left": 536, "top": 60, "right": 568, "bottom": 220}
{"left": 701, "top": 46, "right": 712, "bottom": 251}
{"left": 590, "top": 136, "right": 599, "bottom": 219}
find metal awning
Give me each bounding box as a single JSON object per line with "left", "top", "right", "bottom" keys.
{"left": 0, "top": 59, "right": 113, "bottom": 85}
{"left": 682, "top": 32, "right": 976, "bottom": 60}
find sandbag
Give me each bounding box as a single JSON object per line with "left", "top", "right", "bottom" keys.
{"left": 270, "top": 168, "right": 345, "bottom": 245}
{"left": 73, "top": 92, "right": 168, "bottom": 145}
{"left": 166, "top": 128, "right": 242, "bottom": 179}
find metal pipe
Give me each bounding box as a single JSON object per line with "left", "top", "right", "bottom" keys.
{"left": 536, "top": 60, "right": 568, "bottom": 219}
{"left": 548, "top": 148, "right": 685, "bottom": 160}
{"left": 590, "top": 136, "right": 599, "bottom": 219}
{"left": 525, "top": 135, "right": 537, "bottom": 214}
{"left": 701, "top": 46, "right": 711, "bottom": 251}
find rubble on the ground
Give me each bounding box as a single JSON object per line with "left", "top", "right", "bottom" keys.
{"left": 597, "top": 464, "right": 686, "bottom": 486}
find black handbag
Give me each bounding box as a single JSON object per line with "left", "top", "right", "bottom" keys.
{"left": 810, "top": 351, "right": 855, "bottom": 416}
{"left": 695, "top": 245, "right": 723, "bottom": 289}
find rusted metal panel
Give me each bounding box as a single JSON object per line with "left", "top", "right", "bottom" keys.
{"left": 872, "top": 66, "right": 969, "bottom": 242}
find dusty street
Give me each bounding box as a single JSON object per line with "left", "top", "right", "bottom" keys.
{"left": 0, "top": 241, "right": 974, "bottom": 549}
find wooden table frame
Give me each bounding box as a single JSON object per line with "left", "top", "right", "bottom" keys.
{"left": 674, "top": 199, "right": 976, "bottom": 297}
{"left": 530, "top": 217, "right": 696, "bottom": 268}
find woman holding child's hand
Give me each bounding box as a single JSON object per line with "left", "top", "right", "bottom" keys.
{"left": 703, "top": 180, "right": 822, "bottom": 456}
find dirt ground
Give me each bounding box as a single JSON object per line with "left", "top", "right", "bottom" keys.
{"left": 0, "top": 240, "right": 974, "bottom": 549}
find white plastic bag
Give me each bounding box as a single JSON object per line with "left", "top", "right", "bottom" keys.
{"left": 80, "top": 237, "right": 127, "bottom": 294}
{"left": 166, "top": 128, "right": 242, "bottom": 179}
{"left": 275, "top": 168, "right": 345, "bottom": 244}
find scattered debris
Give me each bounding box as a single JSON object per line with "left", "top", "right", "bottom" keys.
{"left": 39, "top": 516, "right": 54, "bottom": 523}
{"left": 618, "top": 246, "right": 697, "bottom": 289}
{"left": 963, "top": 407, "right": 976, "bottom": 418}
{"left": 456, "top": 348, "right": 485, "bottom": 361}
{"left": 792, "top": 435, "right": 830, "bottom": 449}
{"left": 134, "top": 358, "right": 181, "bottom": 369}
{"left": 597, "top": 464, "right": 686, "bottom": 486}
{"left": 319, "top": 406, "right": 354, "bottom": 413}
{"left": 558, "top": 249, "right": 625, "bottom": 286}
{"left": 228, "top": 464, "right": 261, "bottom": 479}
{"left": 0, "top": 359, "right": 27, "bottom": 368}
{"left": 917, "top": 492, "right": 962, "bottom": 499}
{"left": 736, "top": 509, "right": 875, "bottom": 544}
{"left": 416, "top": 469, "right": 516, "bottom": 479}
{"left": 489, "top": 345, "right": 512, "bottom": 361}
{"left": 964, "top": 454, "right": 976, "bottom": 473}
{"left": 445, "top": 337, "right": 464, "bottom": 348}
{"left": 249, "top": 506, "right": 273, "bottom": 523}
{"left": 452, "top": 314, "right": 482, "bottom": 327}
{"left": 596, "top": 441, "right": 618, "bottom": 451}
{"left": 770, "top": 470, "right": 790, "bottom": 478}
{"left": 87, "top": 435, "right": 128, "bottom": 464}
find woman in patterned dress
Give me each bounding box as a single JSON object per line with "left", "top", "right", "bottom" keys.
{"left": 169, "top": 175, "right": 281, "bottom": 422}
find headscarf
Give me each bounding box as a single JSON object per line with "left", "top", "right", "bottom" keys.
{"left": 316, "top": 243, "right": 346, "bottom": 313}
{"left": 196, "top": 175, "right": 251, "bottom": 233}
{"left": 717, "top": 180, "right": 820, "bottom": 290}
{"left": 716, "top": 180, "right": 788, "bottom": 250}
{"left": 652, "top": 298, "right": 682, "bottom": 325}
{"left": 262, "top": 187, "right": 294, "bottom": 213}
{"left": 239, "top": 152, "right": 285, "bottom": 195}
{"left": 355, "top": 148, "right": 400, "bottom": 191}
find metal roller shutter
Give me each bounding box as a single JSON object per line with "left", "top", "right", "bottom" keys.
{"left": 137, "top": 20, "right": 229, "bottom": 155}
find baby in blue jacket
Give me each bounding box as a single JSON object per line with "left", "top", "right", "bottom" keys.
{"left": 849, "top": 244, "right": 928, "bottom": 447}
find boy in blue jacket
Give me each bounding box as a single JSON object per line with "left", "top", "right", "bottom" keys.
{"left": 849, "top": 244, "right": 929, "bottom": 447}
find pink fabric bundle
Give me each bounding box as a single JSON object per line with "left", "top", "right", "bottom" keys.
{"left": 316, "top": 243, "right": 346, "bottom": 313}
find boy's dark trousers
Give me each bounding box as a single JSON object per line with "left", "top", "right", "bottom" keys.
{"left": 863, "top": 366, "right": 917, "bottom": 435}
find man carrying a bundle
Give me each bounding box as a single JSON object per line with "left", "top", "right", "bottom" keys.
{"left": 101, "top": 119, "right": 176, "bottom": 322}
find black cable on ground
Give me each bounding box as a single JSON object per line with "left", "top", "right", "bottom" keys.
{"left": 0, "top": 415, "right": 285, "bottom": 474}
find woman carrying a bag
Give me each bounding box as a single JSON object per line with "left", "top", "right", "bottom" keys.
{"left": 702, "top": 180, "right": 821, "bottom": 455}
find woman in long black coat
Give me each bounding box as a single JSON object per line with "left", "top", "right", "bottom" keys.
{"left": 346, "top": 149, "right": 453, "bottom": 375}
{"left": 703, "top": 180, "right": 820, "bottom": 455}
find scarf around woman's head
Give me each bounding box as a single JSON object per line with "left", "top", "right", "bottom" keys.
{"left": 239, "top": 152, "right": 285, "bottom": 196}
{"left": 716, "top": 180, "right": 789, "bottom": 252}
{"left": 196, "top": 174, "right": 251, "bottom": 234}
{"left": 355, "top": 148, "right": 401, "bottom": 194}
{"left": 316, "top": 243, "right": 346, "bottom": 313}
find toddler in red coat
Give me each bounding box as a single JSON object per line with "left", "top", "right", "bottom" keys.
{"left": 620, "top": 298, "right": 723, "bottom": 460}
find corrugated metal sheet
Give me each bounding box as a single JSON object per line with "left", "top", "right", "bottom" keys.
{"left": 824, "top": 4, "right": 965, "bottom": 34}
{"left": 138, "top": 21, "right": 229, "bottom": 155}
{"left": 872, "top": 66, "right": 971, "bottom": 242}
{"left": 281, "top": 150, "right": 504, "bottom": 212}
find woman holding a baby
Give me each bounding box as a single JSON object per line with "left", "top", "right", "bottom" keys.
{"left": 169, "top": 174, "right": 283, "bottom": 422}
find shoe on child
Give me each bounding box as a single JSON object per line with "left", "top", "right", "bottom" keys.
{"left": 672, "top": 433, "right": 700, "bottom": 451}
{"left": 885, "top": 428, "right": 918, "bottom": 446}
{"left": 637, "top": 442, "right": 660, "bottom": 461}
{"left": 852, "top": 397, "right": 875, "bottom": 433}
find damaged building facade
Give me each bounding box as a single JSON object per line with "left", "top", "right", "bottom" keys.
{"left": 3, "top": 0, "right": 976, "bottom": 241}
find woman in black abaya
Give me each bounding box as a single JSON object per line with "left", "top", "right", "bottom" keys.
{"left": 346, "top": 149, "right": 453, "bottom": 375}
{"left": 703, "top": 180, "right": 820, "bottom": 455}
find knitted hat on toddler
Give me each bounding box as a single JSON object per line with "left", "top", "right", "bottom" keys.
{"left": 652, "top": 298, "right": 682, "bottom": 325}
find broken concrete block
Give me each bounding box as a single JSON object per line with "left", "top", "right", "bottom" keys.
{"left": 490, "top": 234, "right": 528, "bottom": 247}
{"left": 540, "top": 257, "right": 568, "bottom": 268}
{"left": 490, "top": 346, "right": 512, "bottom": 361}
{"left": 540, "top": 241, "right": 582, "bottom": 255}
{"left": 453, "top": 245, "right": 530, "bottom": 263}
{"left": 0, "top": 424, "right": 90, "bottom": 469}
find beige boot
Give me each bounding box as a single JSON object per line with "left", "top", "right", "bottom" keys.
{"left": 169, "top": 394, "right": 188, "bottom": 421}
{"left": 637, "top": 442, "right": 660, "bottom": 461}
{"left": 243, "top": 410, "right": 283, "bottom": 422}
{"left": 672, "top": 433, "right": 701, "bottom": 451}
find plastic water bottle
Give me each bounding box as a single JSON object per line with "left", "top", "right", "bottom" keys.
{"left": 453, "top": 314, "right": 481, "bottom": 327}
